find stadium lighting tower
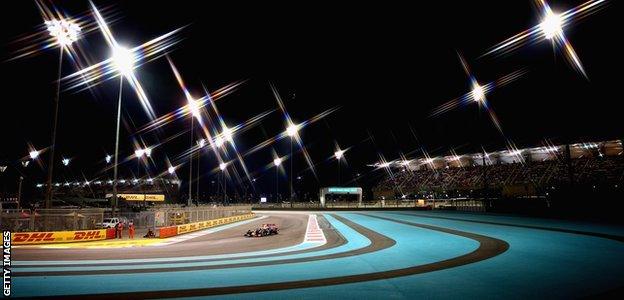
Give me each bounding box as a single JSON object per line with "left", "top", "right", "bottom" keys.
{"left": 134, "top": 149, "right": 145, "bottom": 186}
{"left": 273, "top": 157, "right": 282, "bottom": 202}
{"left": 222, "top": 126, "right": 233, "bottom": 143}
{"left": 105, "top": 155, "right": 112, "bottom": 164}
{"left": 111, "top": 45, "right": 137, "bottom": 216}
{"left": 135, "top": 147, "right": 151, "bottom": 208}
{"left": 62, "top": 158, "right": 70, "bottom": 166}
{"left": 44, "top": 19, "right": 81, "bottom": 209}
{"left": 112, "top": 47, "right": 135, "bottom": 76}
{"left": 29, "top": 150, "right": 40, "bottom": 160}
{"left": 168, "top": 166, "right": 176, "bottom": 175}
{"left": 472, "top": 83, "right": 485, "bottom": 102}
{"left": 286, "top": 123, "right": 299, "bottom": 137}
{"left": 335, "top": 149, "right": 345, "bottom": 186}
{"left": 214, "top": 136, "right": 225, "bottom": 147}
{"left": 540, "top": 10, "right": 563, "bottom": 40}
{"left": 285, "top": 122, "right": 299, "bottom": 201}
{"left": 219, "top": 162, "right": 227, "bottom": 203}
{"left": 134, "top": 147, "right": 151, "bottom": 181}
{"left": 187, "top": 98, "right": 201, "bottom": 207}
{"left": 335, "top": 149, "right": 344, "bottom": 160}
{"left": 196, "top": 139, "right": 206, "bottom": 202}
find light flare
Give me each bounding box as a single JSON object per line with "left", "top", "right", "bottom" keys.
{"left": 483, "top": 0, "right": 608, "bottom": 78}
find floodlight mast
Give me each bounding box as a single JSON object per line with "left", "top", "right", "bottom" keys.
{"left": 45, "top": 19, "right": 82, "bottom": 209}
{"left": 111, "top": 46, "right": 136, "bottom": 216}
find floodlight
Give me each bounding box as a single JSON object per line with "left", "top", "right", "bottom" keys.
{"left": 472, "top": 83, "right": 485, "bottom": 102}
{"left": 45, "top": 19, "right": 81, "bottom": 47}
{"left": 29, "top": 150, "right": 40, "bottom": 160}
{"left": 112, "top": 46, "right": 135, "bottom": 76}
{"left": 335, "top": 150, "right": 345, "bottom": 160}
{"left": 540, "top": 10, "right": 563, "bottom": 40}
{"left": 286, "top": 123, "right": 299, "bottom": 137}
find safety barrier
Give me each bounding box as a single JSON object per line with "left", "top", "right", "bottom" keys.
{"left": 158, "top": 226, "right": 178, "bottom": 238}
{"left": 160, "top": 213, "right": 255, "bottom": 239}
{"left": 11, "top": 229, "right": 107, "bottom": 245}
{"left": 105, "top": 228, "right": 116, "bottom": 239}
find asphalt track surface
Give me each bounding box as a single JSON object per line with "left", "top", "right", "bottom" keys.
{"left": 13, "top": 214, "right": 310, "bottom": 260}
{"left": 11, "top": 211, "right": 624, "bottom": 299}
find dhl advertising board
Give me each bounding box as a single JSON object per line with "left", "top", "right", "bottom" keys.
{"left": 117, "top": 194, "right": 165, "bottom": 201}
{"left": 177, "top": 213, "right": 255, "bottom": 234}
{"left": 11, "top": 229, "right": 107, "bottom": 245}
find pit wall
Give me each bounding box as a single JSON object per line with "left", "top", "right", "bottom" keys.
{"left": 159, "top": 213, "right": 255, "bottom": 238}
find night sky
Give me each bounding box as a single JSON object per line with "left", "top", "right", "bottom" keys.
{"left": 1, "top": 1, "right": 621, "bottom": 198}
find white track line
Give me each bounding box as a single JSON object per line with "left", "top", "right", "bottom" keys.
{"left": 303, "top": 214, "right": 327, "bottom": 244}
{"left": 151, "top": 216, "right": 268, "bottom": 246}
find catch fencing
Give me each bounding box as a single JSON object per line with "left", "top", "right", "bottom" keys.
{"left": 0, "top": 208, "right": 104, "bottom": 232}
{"left": 111, "top": 205, "right": 252, "bottom": 228}
{"left": 1, "top": 205, "right": 252, "bottom": 232}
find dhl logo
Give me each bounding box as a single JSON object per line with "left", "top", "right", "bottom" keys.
{"left": 12, "top": 232, "right": 55, "bottom": 243}
{"left": 73, "top": 231, "right": 103, "bottom": 240}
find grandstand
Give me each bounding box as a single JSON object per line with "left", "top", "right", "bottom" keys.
{"left": 372, "top": 140, "right": 624, "bottom": 202}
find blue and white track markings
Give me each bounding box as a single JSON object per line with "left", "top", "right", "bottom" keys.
{"left": 11, "top": 211, "right": 624, "bottom": 299}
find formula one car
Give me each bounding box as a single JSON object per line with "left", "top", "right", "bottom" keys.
{"left": 244, "top": 224, "right": 279, "bottom": 237}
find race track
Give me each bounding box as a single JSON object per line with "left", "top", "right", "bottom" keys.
{"left": 11, "top": 211, "right": 624, "bottom": 299}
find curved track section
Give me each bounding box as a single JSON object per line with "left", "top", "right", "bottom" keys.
{"left": 11, "top": 211, "right": 624, "bottom": 299}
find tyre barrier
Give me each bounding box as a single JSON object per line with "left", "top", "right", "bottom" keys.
{"left": 158, "top": 226, "right": 178, "bottom": 238}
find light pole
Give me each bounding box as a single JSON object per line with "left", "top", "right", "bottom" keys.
{"left": 135, "top": 147, "right": 151, "bottom": 208}
{"left": 61, "top": 158, "right": 70, "bottom": 187}
{"left": 286, "top": 123, "right": 299, "bottom": 201}
{"left": 111, "top": 46, "right": 136, "bottom": 216}
{"left": 197, "top": 139, "right": 205, "bottom": 203}
{"left": 219, "top": 162, "right": 227, "bottom": 204}
{"left": 187, "top": 99, "right": 200, "bottom": 206}
{"left": 334, "top": 149, "right": 345, "bottom": 186}
{"left": 0, "top": 165, "right": 7, "bottom": 208}
{"left": 105, "top": 154, "right": 112, "bottom": 182}
{"left": 273, "top": 157, "right": 282, "bottom": 202}
{"left": 44, "top": 19, "right": 81, "bottom": 209}
{"left": 135, "top": 149, "right": 145, "bottom": 180}
{"left": 17, "top": 176, "right": 24, "bottom": 210}
{"left": 110, "top": 46, "right": 136, "bottom": 216}
{"left": 23, "top": 150, "right": 39, "bottom": 206}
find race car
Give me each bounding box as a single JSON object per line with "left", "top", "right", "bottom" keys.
{"left": 244, "top": 224, "right": 279, "bottom": 237}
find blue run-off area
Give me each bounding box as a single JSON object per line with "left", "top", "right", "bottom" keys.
{"left": 12, "top": 211, "right": 624, "bottom": 299}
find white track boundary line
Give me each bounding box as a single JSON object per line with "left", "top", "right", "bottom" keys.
{"left": 151, "top": 215, "right": 268, "bottom": 246}
{"left": 303, "top": 214, "right": 326, "bottom": 244}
